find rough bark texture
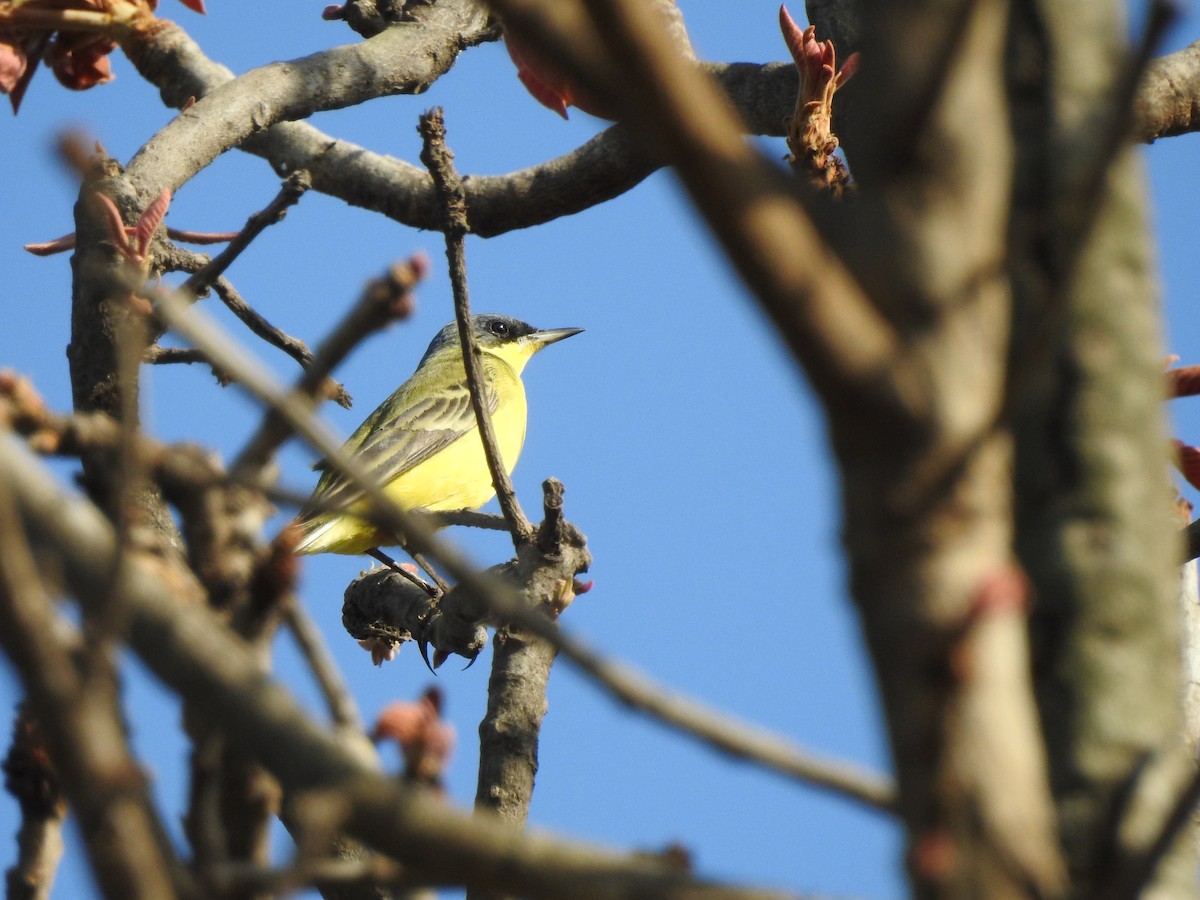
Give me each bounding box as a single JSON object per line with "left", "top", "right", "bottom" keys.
{"left": 1007, "top": 0, "right": 1193, "bottom": 895}
{"left": 474, "top": 629, "right": 556, "bottom": 824}
{"left": 829, "top": 0, "right": 1064, "bottom": 892}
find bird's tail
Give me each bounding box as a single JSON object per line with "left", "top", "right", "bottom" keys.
{"left": 292, "top": 514, "right": 333, "bottom": 555}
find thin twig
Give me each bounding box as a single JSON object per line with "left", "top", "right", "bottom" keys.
{"left": 212, "top": 276, "right": 352, "bottom": 408}
{"left": 166, "top": 227, "right": 240, "bottom": 245}
{"left": 418, "top": 108, "right": 533, "bottom": 546}
{"left": 282, "top": 600, "right": 366, "bottom": 733}
{"left": 232, "top": 255, "right": 427, "bottom": 479}
{"left": 427, "top": 510, "right": 510, "bottom": 531}
{"left": 181, "top": 171, "right": 311, "bottom": 300}
{"left": 552, "top": 609, "right": 895, "bottom": 810}
{"left": 162, "top": 245, "right": 353, "bottom": 406}
{"left": 144, "top": 345, "right": 217, "bottom": 367}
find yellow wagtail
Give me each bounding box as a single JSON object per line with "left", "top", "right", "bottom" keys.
{"left": 294, "top": 314, "right": 582, "bottom": 557}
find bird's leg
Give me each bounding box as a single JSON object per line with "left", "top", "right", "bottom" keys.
{"left": 366, "top": 547, "right": 438, "bottom": 596}
{"left": 366, "top": 546, "right": 442, "bottom": 675}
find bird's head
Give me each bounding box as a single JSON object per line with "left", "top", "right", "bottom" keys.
{"left": 419, "top": 314, "right": 583, "bottom": 373}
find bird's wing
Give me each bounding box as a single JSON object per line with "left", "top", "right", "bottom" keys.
{"left": 304, "top": 371, "right": 499, "bottom": 514}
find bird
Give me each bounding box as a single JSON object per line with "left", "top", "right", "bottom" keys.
{"left": 293, "top": 314, "right": 582, "bottom": 558}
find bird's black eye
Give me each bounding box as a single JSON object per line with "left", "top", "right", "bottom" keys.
{"left": 489, "top": 320, "right": 509, "bottom": 336}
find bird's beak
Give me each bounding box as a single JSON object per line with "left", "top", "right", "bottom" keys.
{"left": 531, "top": 327, "right": 583, "bottom": 349}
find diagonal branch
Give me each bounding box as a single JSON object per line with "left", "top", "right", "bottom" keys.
{"left": 165, "top": 243, "right": 352, "bottom": 408}
{"left": 180, "top": 170, "right": 311, "bottom": 299}
{"left": 231, "top": 255, "right": 427, "bottom": 479}
{"left": 491, "top": 0, "right": 914, "bottom": 428}
{"left": 0, "top": 434, "right": 804, "bottom": 900}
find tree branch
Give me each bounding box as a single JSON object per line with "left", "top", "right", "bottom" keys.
{"left": 181, "top": 170, "right": 311, "bottom": 299}
{"left": 418, "top": 108, "right": 533, "bottom": 545}
{"left": 0, "top": 434, "right": 803, "bottom": 900}
{"left": 0, "top": 468, "right": 186, "bottom": 900}
{"left": 231, "top": 255, "right": 426, "bottom": 479}
{"left": 1136, "top": 39, "right": 1200, "bottom": 141}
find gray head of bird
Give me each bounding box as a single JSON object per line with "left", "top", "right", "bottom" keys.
{"left": 418, "top": 314, "right": 583, "bottom": 368}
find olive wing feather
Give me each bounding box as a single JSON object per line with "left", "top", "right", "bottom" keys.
{"left": 303, "top": 374, "right": 498, "bottom": 515}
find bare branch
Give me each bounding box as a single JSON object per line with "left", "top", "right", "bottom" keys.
{"left": 1136, "top": 39, "right": 1200, "bottom": 141}
{"left": 418, "top": 108, "right": 533, "bottom": 545}
{"left": 232, "top": 254, "right": 427, "bottom": 479}
{"left": 4, "top": 707, "right": 66, "bottom": 900}
{"left": 0, "top": 434, "right": 804, "bottom": 900}
{"left": 162, "top": 246, "right": 353, "bottom": 406}
{"left": 180, "top": 170, "right": 311, "bottom": 299}
{"left": 0, "top": 465, "right": 185, "bottom": 900}
{"left": 491, "top": 0, "right": 911, "bottom": 425}
{"left": 121, "top": 0, "right": 495, "bottom": 199}
{"left": 283, "top": 600, "right": 366, "bottom": 734}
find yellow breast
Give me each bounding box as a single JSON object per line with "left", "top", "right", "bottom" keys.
{"left": 299, "top": 351, "right": 529, "bottom": 555}
{"left": 383, "top": 373, "right": 528, "bottom": 513}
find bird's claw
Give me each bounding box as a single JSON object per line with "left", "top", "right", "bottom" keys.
{"left": 417, "top": 639, "right": 437, "bottom": 675}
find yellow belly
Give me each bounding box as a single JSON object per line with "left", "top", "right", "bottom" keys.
{"left": 382, "top": 396, "right": 527, "bottom": 512}
{"left": 299, "top": 387, "right": 527, "bottom": 555}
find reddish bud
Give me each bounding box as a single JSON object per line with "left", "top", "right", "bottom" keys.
{"left": 372, "top": 687, "right": 455, "bottom": 783}
{"left": 358, "top": 638, "right": 400, "bottom": 666}
{"left": 0, "top": 38, "right": 27, "bottom": 95}
{"left": 1169, "top": 364, "right": 1200, "bottom": 399}
{"left": 24, "top": 233, "right": 77, "bottom": 256}
{"left": 1175, "top": 440, "right": 1200, "bottom": 491}
{"left": 134, "top": 188, "right": 172, "bottom": 251}
{"left": 47, "top": 35, "right": 115, "bottom": 92}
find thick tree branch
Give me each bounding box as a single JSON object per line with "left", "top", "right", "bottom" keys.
{"left": 972, "top": 0, "right": 1200, "bottom": 892}
{"left": 122, "top": 0, "right": 494, "bottom": 198}
{"left": 1136, "top": 39, "right": 1200, "bottom": 141}
{"left": 119, "top": 5, "right": 1200, "bottom": 255}
{"left": 490, "top": 0, "right": 914, "bottom": 427}
{"left": 118, "top": 6, "right": 797, "bottom": 237}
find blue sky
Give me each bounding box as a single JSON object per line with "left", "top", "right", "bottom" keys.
{"left": 1, "top": 2, "right": 1198, "bottom": 897}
